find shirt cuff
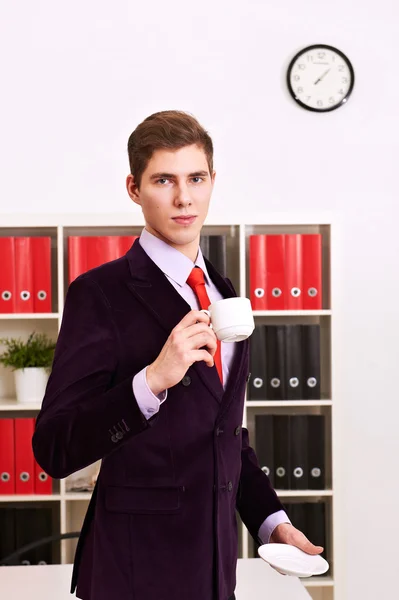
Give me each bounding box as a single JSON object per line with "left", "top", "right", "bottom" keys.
{"left": 257, "top": 510, "right": 291, "bottom": 544}
{"left": 132, "top": 366, "right": 167, "bottom": 420}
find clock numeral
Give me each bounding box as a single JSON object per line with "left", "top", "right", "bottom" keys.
{"left": 329, "top": 97, "right": 335, "bottom": 104}
{"left": 294, "top": 75, "right": 300, "bottom": 82}
{"left": 332, "top": 54, "right": 336, "bottom": 62}
{"left": 307, "top": 54, "right": 314, "bottom": 62}
{"left": 305, "top": 96, "right": 311, "bottom": 102}
{"left": 318, "top": 51, "right": 326, "bottom": 59}
{"left": 298, "top": 64, "right": 306, "bottom": 70}
{"left": 338, "top": 65, "right": 345, "bottom": 72}
{"left": 338, "top": 89, "right": 345, "bottom": 95}
{"left": 342, "top": 77, "right": 349, "bottom": 84}
{"left": 297, "top": 87, "right": 304, "bottom": 94}
{"left": 317, "top": 100, "right": 323, "bottom": 107}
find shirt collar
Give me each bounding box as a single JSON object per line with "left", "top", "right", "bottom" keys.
{"left": 139, "top": 227, "right": 211, "bottom": 287}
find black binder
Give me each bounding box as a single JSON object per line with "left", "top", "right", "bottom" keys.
{"left": 200, "top": 235, "right": 227, "bottom": 277}
{"left": 249, "top": 326, "right": 267, "bottom": 400}
{"left": 285, "top": 502, "right": 306, "bottom": 535}
{"left": 273, "top": 415, "right": 290, "bottom": 489}
{"left": 265, "top": 325, "right": 286, "bottom": 400}
{"left": 302, "top": 325, "right": 321, "bottom": 400}
{"left": 307, "top": 415, "right": 326, "bottom": 490}
{"left": 289, "top": 415, "right": 309, "bottom": 489}
{"left": 255, "top": 415, "right": 274, "bottom": 486}
{"left": 15, "top": 507, "right": 54, "bottom": 565}
{"left": 0, "top": 507, "right": 16, "bottom": 565}
{"left": 285, "top": 502, "right": 328, "bottom": 563}
{"left": 199, "top": 235, "right": 209, "bottom": 261}
{"left": 306, "top": 502, "right": 328, "bottom": 561}
{"left": 284, "top": 325, "right": 303, "bottom": 400}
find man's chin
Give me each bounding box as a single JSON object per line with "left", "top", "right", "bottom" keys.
{"left": 148, "top": 225, "right": 199, "bottom": 246}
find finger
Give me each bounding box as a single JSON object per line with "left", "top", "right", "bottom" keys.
{"left": 184, "top": 322, "right": 217, "bottom": 340}
{"left": 293, "top": 533, "right": 323, "bottom": 555}
{"left": 191, "top": 349, "right": 214, "bottom": 368}
{"left": 175, "top": 310, "right": 211, "bottom": 331}
{"left": 184, "top": 326, "right": 217, "bottom": 347}
{"left": 190, "top": 332, "right": 217, "bottom": 356}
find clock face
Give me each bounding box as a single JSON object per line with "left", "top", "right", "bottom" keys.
{"left": 287, "top": 44, "right": 355, "bottom": 112}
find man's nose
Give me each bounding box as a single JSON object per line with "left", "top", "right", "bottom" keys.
{"left": 174, "top": 183, "right": 191, "bottom": 206}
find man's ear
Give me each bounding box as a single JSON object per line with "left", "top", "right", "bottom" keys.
{"left": 126, "top": 174, "right": 141, "bottom": 205}
{"left": 211, "top": 170, "right": 216, "bottom": 186}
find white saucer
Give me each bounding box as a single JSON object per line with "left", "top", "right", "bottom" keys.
{"left": 258, "top": 543, "right": 329, "bottom": 578}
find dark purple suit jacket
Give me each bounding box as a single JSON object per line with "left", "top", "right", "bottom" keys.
{"left": 32, "top": 239, "right": 283, "bottom": 600}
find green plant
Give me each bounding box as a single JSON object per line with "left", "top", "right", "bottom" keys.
{"left": 0, "top": 332, "right": 56, "bottom": 371}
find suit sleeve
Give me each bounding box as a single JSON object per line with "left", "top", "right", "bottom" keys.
{"left": 32, "top": 275, "right": 155, "bottom": 480}
{"left": 236, "top": 427, "right": 285, "bottom": 542}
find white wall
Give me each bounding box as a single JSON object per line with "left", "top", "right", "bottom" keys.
{"left": 1, "top": 1, "right": 399, "bottom": 598}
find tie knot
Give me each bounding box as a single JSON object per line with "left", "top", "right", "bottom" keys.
{"left": 186, "top": 266, "right": 205, "bottom": 289}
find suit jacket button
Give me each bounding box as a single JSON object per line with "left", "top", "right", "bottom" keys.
{"left": 227, "top": 481, "right": 233, "bottom": 492}
{"left": 111, "top": 435, "right": 118, "bottom": 443}
{"left": 182, "top": 375, "right": 191, "bottom": 387}
{"left": 234, "top": 426, "right": 241, "bottom": 436}
{"left": 116, "top": 431, "right": 124, "bottom": 440}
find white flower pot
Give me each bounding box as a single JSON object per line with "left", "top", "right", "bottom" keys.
{"left": 14, "top": 367, "right": 49, "bottom": 404}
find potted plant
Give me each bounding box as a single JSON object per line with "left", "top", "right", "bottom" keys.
{"left": 0, "top": 332, "right": 56, "bottom": 404}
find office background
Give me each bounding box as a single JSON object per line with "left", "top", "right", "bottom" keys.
{"left": 1, "top": 1, "right": 398, "bottom": 599}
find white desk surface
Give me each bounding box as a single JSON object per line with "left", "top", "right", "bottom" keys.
{"left": 0, "top": 559, "right": 311, "bottom": 599}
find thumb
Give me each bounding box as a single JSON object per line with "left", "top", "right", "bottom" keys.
{"left": 295, "top": 534, "right": 324, "bottom": 555}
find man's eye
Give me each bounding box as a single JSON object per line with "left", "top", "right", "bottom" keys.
{"left": 191, "top": 177, "right": 203, "bottom": 183}
{"left": 156, "top": 178, "right": 170, "bottom": 185}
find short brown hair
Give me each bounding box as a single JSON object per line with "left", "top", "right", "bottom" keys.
{"left": 127, "top": 110, "right": 214, "bottom": 189}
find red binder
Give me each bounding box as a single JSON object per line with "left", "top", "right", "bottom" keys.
{"left": 14, "top": 237, "right": 34, "bottom": 313}
{"left": 249, "top": 235, "right": 267, "bottom": 310}
{"left": 0, "top": 237, "right": 16, "bottom": 313}
{"left": 14, "top": 418, "right": 35, "bottom": 494}
{"left": 302, "top": 234, "right": 322, "bottom": 310}
{"left": 34, "top": 460, "right": 52, "bottom": 495}
{"left": 284, "top": 234, "right": 303, "bottom": 310}
{"left": 118, "top": 236, "right": 137, "bottom": 256}
{"left": 0, "top": 419, "right": 15, "bottom": 494}
{"left": 266, "top": 235, "right": 285, "bottom": 310}
{"left": 100, "top": 236, "right": 121, "bottom": 263}
{"left": 68, "top": 237, "right": 88, "bottom": 283}
{"left": 31, "top": 237, "right": 52, "bottom": 313}
{"left": 86, "top": 236, "right": 106, "bottom": 271}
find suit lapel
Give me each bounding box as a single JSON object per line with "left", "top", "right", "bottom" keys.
{"left": 125, "top": 239, "right": 233, "bottom": 404}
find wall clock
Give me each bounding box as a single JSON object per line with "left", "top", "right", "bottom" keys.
{"left": 287, "top": 44, "right": 355, "bottom": 112}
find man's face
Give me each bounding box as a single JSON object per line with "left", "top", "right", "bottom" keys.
{"left": 126, "top": 144, "right": 215, "bottom": 258}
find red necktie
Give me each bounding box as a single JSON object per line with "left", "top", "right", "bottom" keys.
{"left": 186, "top": 267, "right": 223, "bottom": 384}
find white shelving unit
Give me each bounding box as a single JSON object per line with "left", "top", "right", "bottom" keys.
{"left": 0, "top": 213, "right": 338, "bottom": 600}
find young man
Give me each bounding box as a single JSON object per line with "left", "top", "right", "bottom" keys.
{"left": 33, "top": 110, "right": 322, "bottom": 600}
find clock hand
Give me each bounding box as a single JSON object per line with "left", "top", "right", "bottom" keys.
{"left": 314, "top": 68, "right": 331, "bottom": 85}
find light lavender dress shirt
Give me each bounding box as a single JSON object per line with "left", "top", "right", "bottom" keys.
{"left": 132, "top": 228, "right": 290, "bottom": 543}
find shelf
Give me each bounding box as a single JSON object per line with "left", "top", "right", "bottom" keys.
{"left": 303, "top": 576, "right": 334, "bottom": 588}
{"left": 0, "top": 494, "right": 61, "bottom": 502}
{"left": 246, "top": 400, "right": 332, "bottom": 407}
{"left": 276, "top": 490, "right": 333, "bottom": 498}
{"left": 0, "top": 399, "right": 42, "bottom": 411}
{"left": 0, "top": 313, "right": 59, "bottom": 320}
{"left": 0, "top": 215, "right": 337, "bottom": 594}
{"left": 63, "top": 492, "right": 93, "bottom": 501}
{"left": 252, "top": 310, "right": 331, "bottom": 317}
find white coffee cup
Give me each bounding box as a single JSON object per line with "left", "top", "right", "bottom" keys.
{"left": 201, "top": 297, "right": 255, "bottom": 343}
